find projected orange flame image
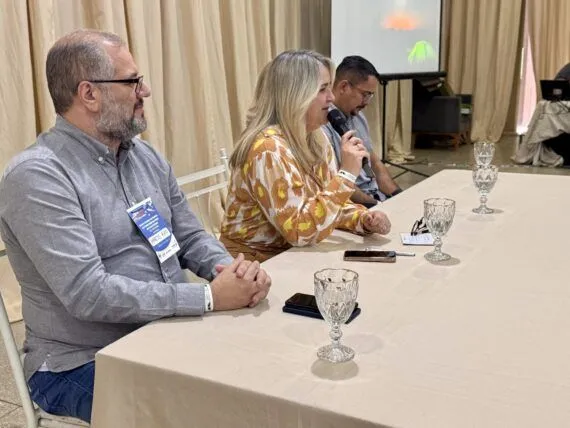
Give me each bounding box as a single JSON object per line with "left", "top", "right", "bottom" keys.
{"left": 383, "top": 0, "right": 420, "bottom": 30}
{"left": 383, "top": 12, "right": 419, "bottom": 30}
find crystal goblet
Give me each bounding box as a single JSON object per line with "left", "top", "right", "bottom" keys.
{"left": 474, "top": 141, "right": 495, "bottom": 167}
{"left": 314, "top": 268, "right": 359, "bottom": 363}
{"left": 472, "top": 165, "right": 498, "bottom": 214}
{"left": 424, "top": 198, "right": 456, "bottom": 262}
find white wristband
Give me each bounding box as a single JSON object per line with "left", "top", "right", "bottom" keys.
{"left": 338, "top": 169, "right": 357, "bottom": 184}
{"left": 204, "top": 284, "right": 214, "bottom": 312}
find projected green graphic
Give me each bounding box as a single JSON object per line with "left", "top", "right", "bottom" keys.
{"left": 408, "top": 40, "right": 436, "bottom": 64}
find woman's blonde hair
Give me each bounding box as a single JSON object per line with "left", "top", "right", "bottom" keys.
{"left": 230, "top": 50, "right": 334, "bottom": 179}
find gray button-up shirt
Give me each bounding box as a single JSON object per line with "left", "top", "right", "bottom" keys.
{"left": 322, "top": 108, "right": 387, "bottom": 202}
{"left": 0, "top": 116, "right": 232, "bottom": 379}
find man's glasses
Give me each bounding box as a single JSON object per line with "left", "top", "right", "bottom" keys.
{"left": 89, "top": 75, "right": 144, "bottom": 95}
{"left": 348, "top": 81, "right": 374, "bottom": 101}
{"left": 411, "top": 217, "right": 429, "bottom": 236}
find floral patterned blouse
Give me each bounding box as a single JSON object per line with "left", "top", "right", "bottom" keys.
{"left": 221, "top": 126, "right": 368, "bottom": 254}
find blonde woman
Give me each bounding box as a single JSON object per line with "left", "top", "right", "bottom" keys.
{"left": 220, "top": 50, "right": 391, "bottom": 261}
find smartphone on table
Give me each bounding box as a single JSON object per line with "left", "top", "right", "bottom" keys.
{"left": 282, "top": 292, "right": 361, "bottom": 324}
{"left": 343, "top": 250, "right": 396, "bottom": 263}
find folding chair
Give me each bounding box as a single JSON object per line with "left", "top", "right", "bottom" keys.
{"left": 0, "top": 291, "right": 89, "bottom": 427}
{"left": 176, "top": 148, "right": 231, "bottom": 237}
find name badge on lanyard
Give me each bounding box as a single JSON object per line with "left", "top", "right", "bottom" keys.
{"left": 127, "top": 197, "right": 180, "bottom": 263}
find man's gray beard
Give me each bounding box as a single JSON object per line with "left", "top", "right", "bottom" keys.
{"left": 96, "top": 99, "right": 147, "bottom": 142}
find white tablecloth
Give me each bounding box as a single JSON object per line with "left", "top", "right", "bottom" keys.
{"left": 513, "top": 100, "right": 570, "bottom": 166}
{"left": 92, "top": 169, "right": 570, "bottom": 428}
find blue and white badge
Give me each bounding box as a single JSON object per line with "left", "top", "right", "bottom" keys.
{"left": 127, "top": 197, "right": 180, "bottom": 263}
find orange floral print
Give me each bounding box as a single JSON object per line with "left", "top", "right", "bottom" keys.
{"left": 221, "top": 126, "right": 369, "bottom": 253}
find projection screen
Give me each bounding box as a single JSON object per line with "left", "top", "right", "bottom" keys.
{"left": 331, "top": 0, "right": 443, "bottom": 78}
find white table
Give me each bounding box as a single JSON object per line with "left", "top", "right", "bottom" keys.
{"left": 92, "top": 170, "right": 570, "bottom": 428}
{"left": 513, "top": 100, "right": 570, "bottom": 166}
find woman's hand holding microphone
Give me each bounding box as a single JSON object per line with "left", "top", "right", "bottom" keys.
{"left": 338, "top": 130, "right": 369, "bottom": 177}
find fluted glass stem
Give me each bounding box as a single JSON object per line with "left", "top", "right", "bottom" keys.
{"left": 329, "top": 323, "right": 342, "bottom": 348}
{"left": 473, "top": 191, "right": 494, "bottom": 214}
{"left": 433, "top": 235, "right": 443, "bottom": 256}
{"left": 479, "top": 193, "right": 488, "bottom": 210}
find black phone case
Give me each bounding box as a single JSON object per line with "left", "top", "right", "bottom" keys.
{"left": 282, "top": 305, "right": 361, "bottom": 324}
{"left": 343, "top": 251, "right": 396, "bottom": 263}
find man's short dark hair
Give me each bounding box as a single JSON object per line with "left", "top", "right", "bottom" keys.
{"left": 335, "top": 56, "right": 380, "bottom": 85}
{"left": 46, "top": 29, "right": 125, "bottom": 114}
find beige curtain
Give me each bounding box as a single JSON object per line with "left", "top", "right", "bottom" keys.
{"left": 0, "top": 0, "right": 335, "bottom": 322}
{"left": 2, "top": 0, "right": 526, "bottom": 321}
{"left": 0, "top": 0, "right": 526, "bottom": 322}
{"left": 445, "top": 0, "right": 524, "bottom": 142}
{"left": 359, "top": 81, "right": 412, "bottom": 164}
{"left": 527, "top": 0, "right": 570, "bottom": 87}
{"left": 0, "top": 0, "right": 37, "bottom": 321}
{"left": 0, "top": 0, "right": 413, "bottom": 320}
{"left": 0, "top": 1, "right": 36, "bottom": 181}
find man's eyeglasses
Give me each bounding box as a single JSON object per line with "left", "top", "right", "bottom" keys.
{"left": 411, "top": 217, "right": 429, "bottom": 236}
{"left": 89, "top": 75, "right": 144, "bottom": 95}
{"left": 348, "top": 81, "right": 374, "bottom": 101}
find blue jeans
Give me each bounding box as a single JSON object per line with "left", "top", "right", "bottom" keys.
{"left": 28, "top": 361, "right": 94, "bottom": 423}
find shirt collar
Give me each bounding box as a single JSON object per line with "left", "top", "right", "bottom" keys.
{"left": 54, "top": 115, "right": 136, "bottom": 161}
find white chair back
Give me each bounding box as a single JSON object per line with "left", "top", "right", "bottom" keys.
{"left": 176, "top": 148, "right": 231, "bottom": 237}
{"left": 0, "top": 291, "right": 89, "bottom": 427}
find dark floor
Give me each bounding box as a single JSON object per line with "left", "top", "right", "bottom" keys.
{"left": 390, "top": 135, "right": 570, "bottom": 191}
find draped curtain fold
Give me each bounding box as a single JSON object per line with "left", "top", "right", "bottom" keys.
{"left": 527, "top": 0, "right": 570, "bottom": 89}
{"left": 445, "top": 0, "right": 524, "bottom": 142}
{"left": 0, "top": 1, "right": 36, "bottom": 175}
{"left": 0, "top": 0, "right": 413, "bottom": 175}
{"left": 0, "top": 0, "right": 336, "bottom": 321}
{"left": 1, "top": 0, "right": 529, "bottom": 321}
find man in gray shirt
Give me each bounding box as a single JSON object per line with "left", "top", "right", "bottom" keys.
{"left": 0, "top": 29, "right": 271, "bottom": 423}
{"left": 322, "top": 56, "right": 402, "bottom": 208}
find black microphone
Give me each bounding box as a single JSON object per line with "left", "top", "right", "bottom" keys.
{"left": 327, "top": 109, "right": 375, "bottom": 178}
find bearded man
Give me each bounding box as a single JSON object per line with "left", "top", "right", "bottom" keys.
{"left": 0, "top": 29, "right": 271, "bottom": 422}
